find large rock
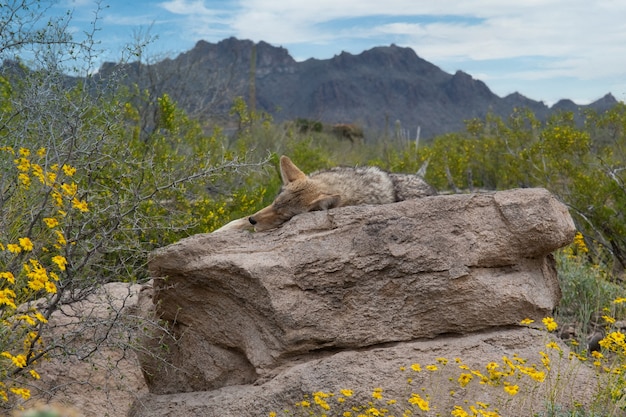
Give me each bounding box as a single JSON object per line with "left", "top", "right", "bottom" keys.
{"left": 129, "top": 327, "right": 597, "bottom": 417}
{"left": 138, "top": 188, "right": 576, "bottom": 398}
{"left": 26, "top": 283, "right": 149, "bottom": 417}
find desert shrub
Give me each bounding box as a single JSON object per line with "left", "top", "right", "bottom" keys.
{"left": 0, "top": 2, "right": 270, "bottom": 408}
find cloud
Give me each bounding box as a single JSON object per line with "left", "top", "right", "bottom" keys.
{"left": 221, "top": 0, "right": 626, "bottom": 68}
{"left": 160, "top": 0, "right": 215, "bottom": 16}
{"left": 158, "top": 0, "right": 234, "bottom": 38}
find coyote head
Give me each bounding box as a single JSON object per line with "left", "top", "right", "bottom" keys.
{"left": 248, "top": 156, "right": 341, "bottom": 231}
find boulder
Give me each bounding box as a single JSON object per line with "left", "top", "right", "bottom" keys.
{"left": 129, "top": 327, "right": 597, "bottom": 417}
{"left": 25, "top": 283, "right": 149, "bottom": 417}
{"left": 136, "top": 187, "right": 576, "bottom": 400}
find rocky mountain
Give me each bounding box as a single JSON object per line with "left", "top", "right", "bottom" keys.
{"left": 100, "top": 37, "right": 617, "bottom": 139}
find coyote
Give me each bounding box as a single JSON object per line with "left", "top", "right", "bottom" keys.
{"left": 215, "top": 155, "right": 436, "bottom": 232}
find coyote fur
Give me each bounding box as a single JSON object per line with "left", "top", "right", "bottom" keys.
{"left": 215, "top": 155, "right": 437, "bottom": 232}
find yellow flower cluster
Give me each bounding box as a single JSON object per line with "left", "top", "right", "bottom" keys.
{"left": 572, "top": 232, "right": 588, "bottom": 253}
{"left": 0, "top": 146, "right": 86, "bottom": 404}
{"left": 10, "top": 146, "right": 88, "bottom": 213}
{"left": 600, "top": 331, "right": 626, "bottom": 354}
{"left": 24, "top": 258, "right": 60, "bottom": 293}
{"left": 407, "top": 393, "right": 429, "bottom": 411}
{"left": 451, "top": 402, "right": 500, "bottom": 417}
{"left": 313, "top": 391, "right": 331, "bottom": 411}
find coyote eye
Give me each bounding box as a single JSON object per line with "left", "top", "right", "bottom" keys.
{"left": 249, "top": 217, "right": 257, "bottom": 225}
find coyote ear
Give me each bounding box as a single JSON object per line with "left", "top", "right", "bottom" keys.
{"left": 280, "top": 155, "right": 307, "bottom": 185}
{"left": 308, "top": 194, "right": 341, "bottom": 211}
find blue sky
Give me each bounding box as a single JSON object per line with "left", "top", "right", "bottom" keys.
{"left": 53, "top": 0, "right": 626, "bottom": 105}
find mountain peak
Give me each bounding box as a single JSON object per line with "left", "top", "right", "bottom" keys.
{"left": 95, "top": 37, "right": 619, "bottom": 139}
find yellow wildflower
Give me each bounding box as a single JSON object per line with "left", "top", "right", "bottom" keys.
{"left": 55, "top": 230, "right": 67, "bottom": 246}
{"left": 520, "top": 318, "right": 534, "bottom": 325}
{"left": 62, "top": 164, "right": 76, "bottom": 176}
{"left": 51, "top": 191, "right": 64, "bottom": 207}
{"left": 43, "top": 217, "right": 59, "bottom": 228}
{"left": 10, "top": 353, "right": 27, "bottom": 368}
{"left": 546, "top": 341, "right": 561, "bottom": 351}
{"left": 573, "top": 232, "right": 588, "bottom": 253}
{"left": 7, "top": 243, "right": 22, "bottom": 253}
{"left": 45, "top": 281, "right": 57, "bottom": 293}
{"left": 408, "top": 393, "right": 429, "bottom": 411}
{"left": 410, "top": 363, "right": 422, "bottom": 372}
{"left": 10, "top": 387, "right": 30, "bottom": 400}
{"left": 503, "top": 383, "right": 519, "bottom": 396}
{"left": 458, "top": 373, "right": 473, "bottom": 387}
{"left": 486, "top": 362, "right": 499, "bottom": 371}
{"left": 0, "top": 288, "right": 17, "bottom": 309}
{"left": 372, "top": 388, "right": 383, "bottom": 400}
{"left": 0, "top": 271, "right": 15, "bottom": 284}
{"left": 61, "top": 182, "right": 78, "bottom": 197}
{"left": 426, "top": 365, "right": 438, "bottom": 371}
{"left": 34, "top": 311, "right": 48, "bottom": 323}
{"left": 72, "top": 197, "right": 89, "bottom": 212}
{"left": 46, "top": 171, "right": 57, "bottom": 185}
{"left": 31, "top": 164, "right": 44, "bottom": 183}
{"left": 603, "top": 315, "right": 616, "bottom": 324}
{"left": 17, "top": 314, "right": 36, "bottom": 326}
{"left": 52, "top": 255, "right": 67, "bottom": 271}
{"left": 340, "top": 389, "right": 354, "bottom": 397}
{"left": 14, "top": 157, "right": 30, "bottom": 171}
{"left": 451, "top": 406, "right": 469, "bottom": 417}
{"left": 18, "top": 173, "right": 31, "bottom": 188}
{"left": 19, "top": 237, "right": 34, "bottom": 251}
{"left": 529, "top": 369, "right": 546, "bottom": 382}
{"left": 37, "top": 147, "right": 46, "bottom": 157}
{"left": 614, "top": 297, "right": 626, "bottom": 304}
{"left": 542, "top": 317, "right": 558, "bottom": 332}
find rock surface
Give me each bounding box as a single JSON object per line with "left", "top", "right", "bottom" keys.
{"left": 26, "top": 283, "right": 149, "bottom": 417}
{"left": 135, "top": 187, "right": 577, "bottom": 403}
{"left": 129, "top": 327, "right": 597, "bottom": 417}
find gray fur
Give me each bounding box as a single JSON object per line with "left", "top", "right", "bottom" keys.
{"left": 310, "top": 166, "right": 437, "bottom": 204}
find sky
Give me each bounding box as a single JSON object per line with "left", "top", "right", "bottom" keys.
{"left": 49, "top": 0, "right": 626, "bottom": 106}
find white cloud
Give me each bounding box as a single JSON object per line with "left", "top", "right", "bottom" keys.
{"left": 160, "top": 0, "right": 215, "bottom": 15}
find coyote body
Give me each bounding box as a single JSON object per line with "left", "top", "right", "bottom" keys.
{"left": 216, "top": 156, "right": 436, "bottom": 232}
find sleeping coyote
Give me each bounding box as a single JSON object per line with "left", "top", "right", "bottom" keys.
{"left": 215, "top": 155, "right": 436, "bottom": 232}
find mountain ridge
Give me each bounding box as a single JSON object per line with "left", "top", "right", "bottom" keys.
{"left": 98, "top": 37, "right": 618, "bottom": 139}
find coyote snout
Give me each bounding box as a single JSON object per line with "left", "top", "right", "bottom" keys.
{"left": 214, "top": 155, "right": 436, "bottom": 233}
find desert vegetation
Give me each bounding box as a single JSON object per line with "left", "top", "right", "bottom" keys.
{"left": 1, "top": 1, "right": 626, "bottom": 415}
